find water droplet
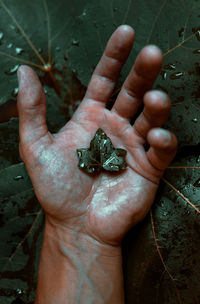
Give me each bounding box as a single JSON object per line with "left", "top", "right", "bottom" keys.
{"left": 44, "top": 87, "right": 48, "bottom": 94}
{"left": 160, "top": 70, "right": 167, "bottom": 80}
{"left": 38, "top": 48, "right": 43, "bottom": 53}
{"left": 193, "top": 49, "right": 200, "bottom": 54}
{"left": 43, "top": 63, "right": 52, "bottom": 72}
{"left": 5, "top": 64, "right": 19, "bottom": 75}
{"left": 72, "top": 39, "right": 79, "bottom": 46}
{"left": 192, "top": 118, "right": 198, "bottom": 123}
{"left": 170, "top": 72, "right": 183, "bottom": 79}
{"left": 17, "top": 288, "right": 23, "bottom": 294}
{"left": 13, "top": 175, "right": 23, "bottom": 181}
{"left": 12, "top": 87, "right": 19, "bottom": 97}
{"left": 81, "top": 9, "right": 87, "bottom": 17}
{"left": 192, "top": 27, "right": 200, "bottom": 41}
{"left": 196, "top": 30, "right": 200, "bottom": 41}
{"left": 193, "top": 178, "right": 200, "bottom": 187}
{"left": 178, "top": 27, "right": 184, "bottom": 37}
{"left": 15, "top": 47, "right": 23, "bottom": 55}
{"left": 164, "top": 63, "right": 176, "bottom": 70}
{"left": 0, "top": 32, "right": 3, "bottom": 41}
{"left": 7, "top": 43, "right": 13, "bottom": 48}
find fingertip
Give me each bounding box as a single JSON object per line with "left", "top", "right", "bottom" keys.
{"left": 143, "top": 90, "right": 171, "bottom": 114}
{"left": 117, "top": 24, "right": 135, "bottom": 36}
{"left": 147, "top": 128, "right": 178, "bottom": 153}
{"left": 106, "top": 25, "right": 135, "bottom": 61}
{"left": 146, "top": 128, "right": 178, "bottom": 171}
{"left": 135, "top": 45, "right": 163, "bottom": 78}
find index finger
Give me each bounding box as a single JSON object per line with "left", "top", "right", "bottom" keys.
{"left": 83, "top": 25, "right": 135, "bottom": 106}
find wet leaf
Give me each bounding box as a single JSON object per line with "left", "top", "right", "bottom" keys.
{"left": 123, "top": 150, "right": 200, "bottom": 304}
{"left": 77, "top": 128, "right": 127, "bottom": 173}
{"left": 68, "top": 0, "right": 200, "bottom": 147}
{"left": 0, "top": 1, "right": 200, "bottom": 303}
{"left": 0, "top": 163, "right": 44, "bottom": 303}
{"left": 0, "top": 0, "right": 87, "bottom": 110}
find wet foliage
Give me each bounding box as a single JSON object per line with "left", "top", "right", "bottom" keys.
{"left": 77, "top": 128, "right": 127, "bottom": 173}
{"left": 0, "top": 0, "right": 200, "bottom": 303}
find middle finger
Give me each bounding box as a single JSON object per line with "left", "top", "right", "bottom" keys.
{"left": 111, "top": 45, "right": 163, "bottom": 121}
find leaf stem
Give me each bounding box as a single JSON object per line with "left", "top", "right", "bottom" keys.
{"left": 150, "top": 210, "right": 183, "bottom": 304}
{"left": 162, "top": 177, "right": 200, "bottom": 214}
{"left": 0, "top": 0, "right": 46, "bottom": 66}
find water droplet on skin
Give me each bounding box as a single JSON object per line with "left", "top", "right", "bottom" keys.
{"left": 15, "top": 47, "right": 23, "bottom": 55}
{"left": 72, "top": 39, "right": 79, "bottom": 46}
{"left": 12, "top": 87, "right": 19, "bottom": 97}
{"left": 170, "top": 72, "right": 183, "bottom": 79}
{"left": 13, "top": 175, "right": 23, "bottom": 181}
{"left": 5, "top": 64, "right": 19, "bottom": 75}
{"left": 192, "top": 118, "right": 198, "bottom": 123}
{"left": 7, "top": 43, "right": 13, "bottom": 48}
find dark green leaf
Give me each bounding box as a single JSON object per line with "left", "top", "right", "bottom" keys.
{"left": 77, "top": 128, "right": 127, "bottom": 173}
{"left": 68, "top": 0, "right": 200, "bottom": 147}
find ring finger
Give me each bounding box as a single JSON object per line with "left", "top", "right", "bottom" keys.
{"left": 132, "top": 90, "right": 171, "bottom": 145}
{"left": 111, "top": 45, "right": 163, "bottom": 121}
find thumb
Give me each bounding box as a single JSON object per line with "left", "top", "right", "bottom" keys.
{"left": 17, "top": 65, "right": 49, "bottom": 146}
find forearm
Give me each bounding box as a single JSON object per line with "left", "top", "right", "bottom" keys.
{"left": 35, "top": 217, "right": 124, "bottom": 304}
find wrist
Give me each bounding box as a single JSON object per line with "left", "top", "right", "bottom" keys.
{"left": 35, "top": 215, "right": 124, "bottom": 304}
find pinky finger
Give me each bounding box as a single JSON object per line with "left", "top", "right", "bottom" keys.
{"left": 146, "top": 128, "right": 178, "bottom": 171}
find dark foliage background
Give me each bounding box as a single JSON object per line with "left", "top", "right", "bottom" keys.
{"left": 0, "top": 0, "right": 200, "bottom": 303}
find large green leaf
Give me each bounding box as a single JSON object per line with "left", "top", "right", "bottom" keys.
{"left": 68, "top": 0, "right": 200, "bottom": 147}
{"left": 0, "top": 163, "right": 43, "bottom": 304}
{"left": 0, "top": 0, "right": 87, "bottom": 103}
{"left": 123, "top": 149, "right": 200, "bottom": 304}
{"left": 0, "top": 1, "right": 200, "bottom": 303}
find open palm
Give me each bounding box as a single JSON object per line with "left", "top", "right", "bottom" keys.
{"left": 17, "top": 26, "right": 177, "bottom": 246}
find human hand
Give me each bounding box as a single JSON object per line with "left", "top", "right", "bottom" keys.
{"left": 17, "top": 25, "right": 177, "bottom": 247}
